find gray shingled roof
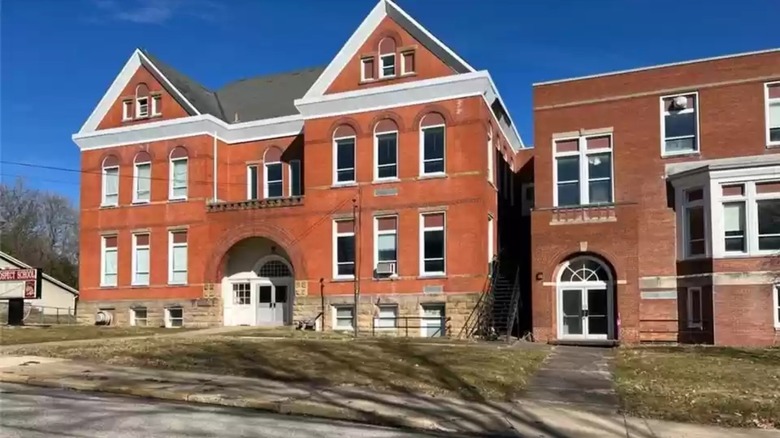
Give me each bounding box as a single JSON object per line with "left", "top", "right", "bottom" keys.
{"left": 139, "top": 49, "right": 324, "bottom": 123}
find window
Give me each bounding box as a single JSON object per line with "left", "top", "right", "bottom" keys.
{"left": 265, "top": 162, "right": 283, "bottom": 198}
{"left": 289, "top": 160, "right": 301, "bottom": 196}
{"left": 374, "top": 120, "right": 398, "bottom": 180}
{"left": 686, "top": 287, "right": 703, "bottom": 329}
{"left": 420, "top": 213, "right": 445, "bottom": 275}
{"left": 375, "top": 305, "right": 397, "bottom": 329}
{"left": 136, "top": 97, "right": 149, "bottom": 118}
{"left": 757, "top": 197, "right": 780, "bottom": 251}
{"left": 168, "top": 231, "right": 188, "bottom": 284}
{"left": 718, "top": 181, "right": 780, "bottom": 255}
{"left": 723, "top": 202, "right": 746, "bottom": 253}
{"left": 334, "top": 220, "right": 355, "bottom": 278}
{"left": 374, "top": 216, "right": 397, "bottom": 276}
{"left": 334, "top": 136, "right": 356, "bottom": 184}
{"left": 662, "top": 93, "right": 698, "bottom": 155}
{"left": 132, "top": 233, "right": 150, "bottom": 286}
{"left": 380, "top": 54, "right": 395, "bottom": 78}
{"left": 683, "top": 188, "right": 706, "bottom": 258}
{"left": 774, "top": 284, "right": 780, "bottom": 329}
{"left": 334, "top": 305, "right": 354, "bottom": 330}
{"left": 101, "top": 156, "right": 119, "bottom": 207}
{"left": 420, "top": 114, "right": 446, "bottom": 176}
{"left": 165, "top": 307, "right": 183, "bottom": 328}
{"left": 133, "top": 152, "right": 151, "bottom": 203}
{"left": 487, "top": 126, "right": 494, "bottom": 184}
{"left": 101, "top": 235, "right": 118, "bottom": 287}
{"left": 361, "top": 57, "right": 375, "bottom": 81}
{"left": 122, "top": 100, "right": 133, "bottom": 121}
{"left": 233, "top": 283, "right": 251, "bottom": 305}
{"left": 401, "top": 51, "right": 415, "bottom": 75}
{"left": 130, "top": 308, "right": 147, "bottom": 327}
{"left": 151, "top": 95, "right": 162, "bottom": 116}
{"left": 247, "top": 165, "right": 259, "bottom": 200}
{"left": 487, "top": 215, "right": 494, "bottom": 270}
{"left": 767, "top": 83, "right": 780, "bottom": 146}
{"left": 554, "top": 135, "right": 613, "bottom": 207}
{"left": 521, "top": 183, "right": 535, "bottom": 216}
{"left": 169, "top": 147, "right": 188, "bottom": 200}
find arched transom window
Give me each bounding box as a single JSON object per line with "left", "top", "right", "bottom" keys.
{"left": 559, "top": 256, "right": 610, "bottom": 283}
{"left": 257, "top": 260, "right": 292, "bottom": 278}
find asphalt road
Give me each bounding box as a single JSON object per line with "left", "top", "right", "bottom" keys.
{"left": 0, "top": 383, "right": 433, "bottom": 438}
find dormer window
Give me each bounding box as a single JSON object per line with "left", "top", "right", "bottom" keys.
{"left": 378, "top": 37, "right": 397, "bottom": 78}
{"left": 136, "top": 97, "right": 149, "bottom": 118}
{"left": 380, "top": 54, "right": 395, "bottom": 78}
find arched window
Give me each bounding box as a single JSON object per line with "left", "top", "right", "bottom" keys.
{"left": 135, "top": 83, "right": 150, "bottom": 118}
{"left": 419, "top": 113, "right": 446, "bottom": 176}
{"left": 101, "top": 155, "right": 120, "bottom": 206}
{"left": 374, "top": 119, "right": 398, "bottom": 181}
{"left": 257, "top": 260, "right": 292, "bottom": 278}
{"left": 169, "top": 147, "right": 188, "bottom": 200}
{"left": 378, "top": 37, "right": 396, "bottom": 78}
{"left": 558, "top": 256, "right": 610, "bottom": 283}
{"left": 333, "top": 125, "right": 356, "bottom": 184}
{"left": 264, "top": 147, "right": 283, "bottom": 199}
{"left": 133, "top": 152, "right": 152, "bottom": 203}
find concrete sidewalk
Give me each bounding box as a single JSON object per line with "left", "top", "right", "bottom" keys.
{"left": 0, "top": 355, "right": 776, "bottom": 437}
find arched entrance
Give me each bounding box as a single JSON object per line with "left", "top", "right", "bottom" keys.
{"left": 220, "top": 237, "right": 294, "bottom": 327}
{"left": 556, "top": 255, "right": 614, "bottom": 340}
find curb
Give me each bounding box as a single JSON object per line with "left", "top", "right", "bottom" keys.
{"left": 0, "top": 374, "right": 444, "bottom": 433}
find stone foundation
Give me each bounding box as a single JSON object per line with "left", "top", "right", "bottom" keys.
{"left": 77, "top": 298, "right": 222, "bottom": 328}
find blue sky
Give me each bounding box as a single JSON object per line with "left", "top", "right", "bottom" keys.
{"left": 1, "top": 0, "right": 778, "bottom": 204}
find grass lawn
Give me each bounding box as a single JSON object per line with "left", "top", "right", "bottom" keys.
{"left": 9, "top": 336, "right": 549, "bottom": 401}
{"left": 615, "top": 346, "right": 780, "bottom": 428}
{"left": 0, "top": 325, "right": 196, "bottom": 346}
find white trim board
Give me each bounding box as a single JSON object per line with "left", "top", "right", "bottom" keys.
{"left": 78, "top": 49, "right": 200, "bottom": 135}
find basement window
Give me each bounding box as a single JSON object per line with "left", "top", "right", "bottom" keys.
{"left": 165, "top": 307, "right": 183, "bottom": 328}
{"left": 130, "top": 308, "right": 147, "bottom": 327}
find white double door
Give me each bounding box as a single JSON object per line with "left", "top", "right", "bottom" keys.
{"left": 231, "top": 279, "right": 290, "bottom": 326}
{"left": 558, "top": 285, "right": 612, "bottom": 340}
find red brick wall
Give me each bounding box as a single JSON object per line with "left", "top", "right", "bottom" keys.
{"left": 325, "top": 16, "right": 456, "bottom": 95}
{"left": 97, "top": 65, "right": 190, "bottom": 130}
{"left": 713, "top": 284, "right": 779, "bottom": 346}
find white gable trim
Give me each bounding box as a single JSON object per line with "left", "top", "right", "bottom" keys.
{"left": 78, "top": 49, "right": 200, "bottom": 135}
{"left": 303, "top": 0, "right": 475, "bottom": 100}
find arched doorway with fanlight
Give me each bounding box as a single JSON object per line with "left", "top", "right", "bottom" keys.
{"left": 220, "top": 237, "right": 295, "bottom": 327}
{"left": 556, "top": 255, "right": 615, "bottom": 341}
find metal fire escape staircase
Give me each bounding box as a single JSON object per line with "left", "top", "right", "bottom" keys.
{"left": 459, "top": 257, "right": 522, "bottom": 342}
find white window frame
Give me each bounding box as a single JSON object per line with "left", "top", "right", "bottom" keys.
{"left": 711, "top": 178, "right": 780, "bottom": 258}
{"left": 374, "top": 129, "right": 399, "bottom": 182}
{"left": 419, "top": 124, "right": 446, "bottom": 177}
{"left": 660, "top": 92, "right": 700, "bottom": 157}
{"left": 686, "top": 286, "right": 703, "bottom": 329}
{"left": 264, "top": 161, "right": 283, "bottom": 199}
{"left": 169, "top": 156, "right": 188, "bottom": 201}
{"left": 400, "top": 51, "right": 415, "bottom": 75}
{"left": 487, "top": 126, "right": 494, "bottom": 185}
{"left": 380, "top": 53, "right": 395, "bottom": 78}
{"left": 129, "top": 307, "right": 147, "bottom": 327}
{"left": 122, "top": 100, "right": 133, "bottom": 121}
{"left": 374, "top": 305, "right": 398, "bottom": 329}
{"left": 165, "top": 307, "right": 183, "bottom": 328}
{"left": 131, "top": 234, "right": 150, "bottom": 286}
{"left": 419, "top": 212, "right": 446, "bottom": 277}
{"left": 247, "top": 164, "right": 258, "bottom": 200}
{"left": 333, "top": 305, "right": 354, "bottom": 331}
{"left": 132, "top": 160, "right": 151, "bottom": 204}
{"left": 333, "top": 135, "right": 356, "bottom": 185}
{"left": 721, "top": 187, "right": 747, "bottom": 256}
{"left": 774, "top": 284, "right": 780, "bottom": 329}
{"left": 289, "top": 160, "right": 301, "bottom": 197}
{"left": 373, "top": 215, "right": 398, "bottom": 275}
{"left": 333, "top": 220, "right": 355, "bottom": 280}
{"left": 552, "top": 134, "right": 614, "bottom": 207}
{"left": 360, "top": 57, "right": 374, "bottom": 82}
{"left": 766, "top": 82, "right": 780, "bottom": 148}
{"left": 681, "top": 187, "right": 708, "bottom": 259}
{"left": 168, "top": 231, "right": 188, "bottom": 285}
{"left": 101, "top": 165, "right": 119, "bottom": 207}
{"left": 136, "top": 96, "right": 149, "bottom": 118}
{"left": 100, "top": 236, "right": 118, "bottom": 287}
{"left": 151, "top": 95, "right": 162, "bottom": 116}
{"left": 487, "top": 215, "right": 494, "bottom": 269}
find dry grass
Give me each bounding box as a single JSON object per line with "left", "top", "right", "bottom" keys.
{"left": 10, "top": 336, "right": 549, "bottom": 401}
{"left": 615, "top": 346, "right": 780, "bottom": 428}
{"left": 0, "top": 325, "right": 195, "bottom": 346}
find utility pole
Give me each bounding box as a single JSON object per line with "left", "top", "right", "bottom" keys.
{"left": 352, "top": 197, "right": 359, "bottom": 337}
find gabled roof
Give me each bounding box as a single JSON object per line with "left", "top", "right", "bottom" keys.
{"left": 0, "top": 251, "right": 79, "bottom": 296}
{"left": 303, "top": 0, "right": 475, "bottom": 99}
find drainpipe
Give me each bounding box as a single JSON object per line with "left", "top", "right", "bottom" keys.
{"left": 352, "top": 197, "right": 359, "bottom": 337}
{"left": 212, "top": 132, "right": 218, "bottom": 201}
{"left": 320, "top": 278, "right": 325, "bottom": 332}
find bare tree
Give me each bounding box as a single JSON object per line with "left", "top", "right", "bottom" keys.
{"left": 0, "top": 178, "right": 79, "bottom": 287}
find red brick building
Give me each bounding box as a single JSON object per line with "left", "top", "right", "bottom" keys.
{"left": 529, "top": 49, "right": 780, "bottom": 346}
{"left": 72, "top": 0, "right": 525, "bottom": 334}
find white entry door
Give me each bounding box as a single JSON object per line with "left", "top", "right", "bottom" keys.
{"left": 273, "top": 284, "right": 288, "bottom": 325}
{"left": 256, "top": 284, "right": 275, "bottom": 325}
{"left": 229, "top": 282, "right": 254, "bottom": 326}
{"left": 421, "top": 304, "right": 446, "bottom": 337}
{"left": 559, "top": 287, "right": 610, "bottom": 340}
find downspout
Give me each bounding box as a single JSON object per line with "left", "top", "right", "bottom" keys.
{"left": 212, "top": 132, "right": 218, "bottom": 201}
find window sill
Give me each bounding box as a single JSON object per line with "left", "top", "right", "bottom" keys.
{"left": 418, "top": 274, "right": 447, "bottom": 280}
{"left": 130, "top": 284, "right": 150, "bottom": 288}
{"left": 680, "top": 255, "right": 709, "bottom": 261}
{"left": 99, "top": 284, "right": 117, "bottom": 289}
{"left": 331, "top": 182, "right": 358, "bottom": 189}
{"left": 661, "top": 151, "right": 700, "bottom": 159}
{"left": 416, "top": 173, "right": 447, "bottom": 181}
{"left": 331, "top": 277, "right": 355, "bottom": 283}
{"left": 359, "top": 73, "right": 416, "bottom": 85}
{"left": 767, "top": 143, "right": 780, "bottom": 149}
{"left": 374, "top": 275, "right": 400, "bottom": 281}
{"left": 373, "top": 178, "right": 400, "bottom": 185}
{"left": 99, "top": 204, "right": 119, "bottom": 209}
{"left": 687, "top": 324, "right": 704, "bottom": 330}
{"left": 167, "top": 282, "right": 188, "bottom": 287}
{"left": 131, "top": 200, "right": 151, "bottom": 206}
{"left": 168, "top": 197, "right": 188, "bottom": 203}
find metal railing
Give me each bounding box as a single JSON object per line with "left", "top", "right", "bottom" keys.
{"left": 0, "top": 303, "right": 78, "bottom": 325}
{"left": 371, "top": 316, "right": 451, "bottom": 338}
